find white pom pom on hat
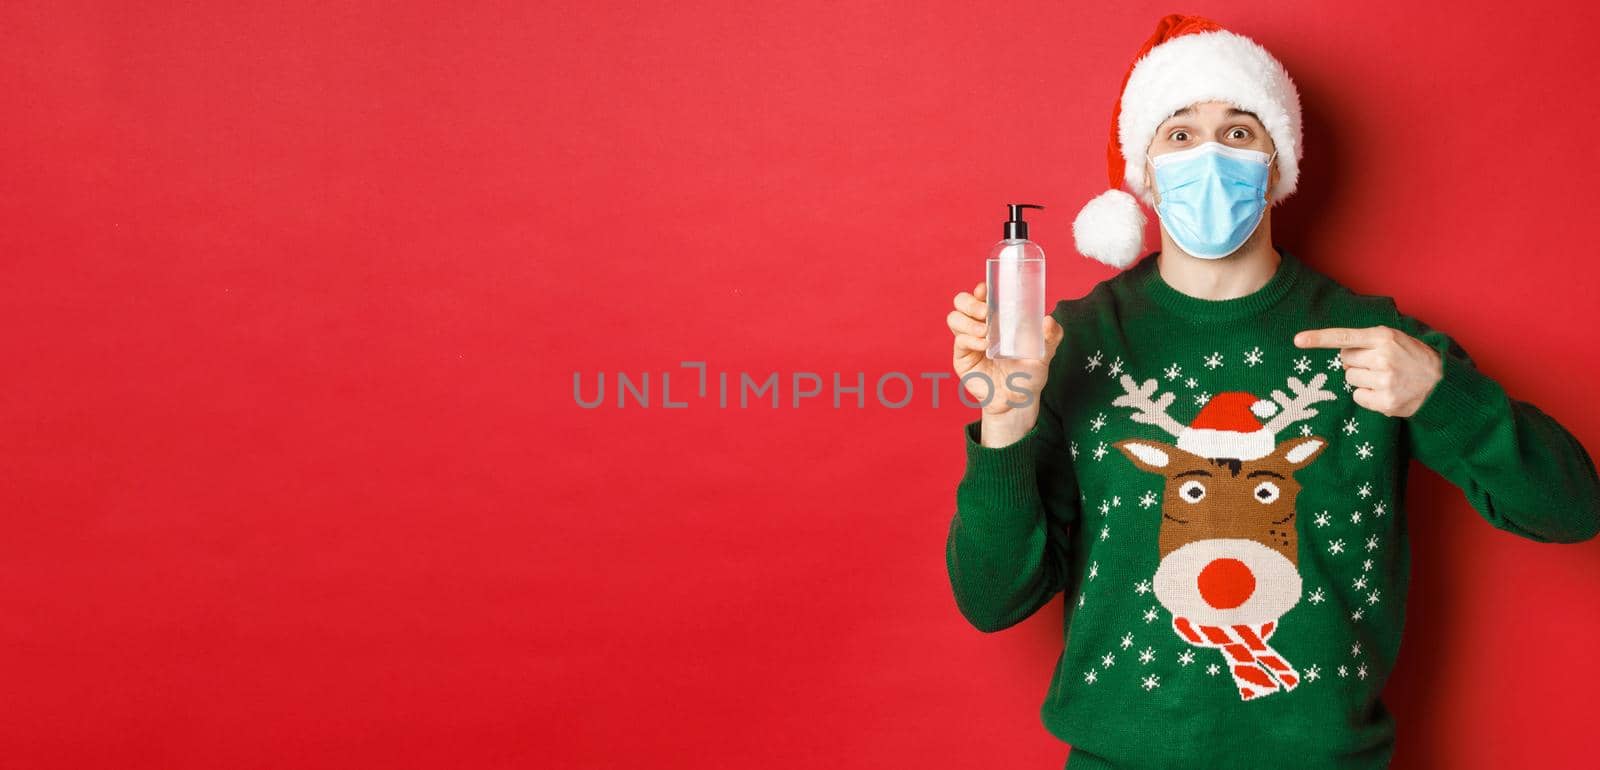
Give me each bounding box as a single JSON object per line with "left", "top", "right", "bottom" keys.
{"left": 1073, "top": 14, "right": 1304, "bottom": 269}
{"left": 1071, "top": 189, "right": 1146, "bottom": 269}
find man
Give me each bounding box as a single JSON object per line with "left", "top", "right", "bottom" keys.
{"left": 942, "top": 14, "right": 1600, "bottom": 770}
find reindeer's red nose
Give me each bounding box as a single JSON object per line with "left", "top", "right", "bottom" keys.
{"left": 1197, "top": 557, "right": 1256, "bottom": 609}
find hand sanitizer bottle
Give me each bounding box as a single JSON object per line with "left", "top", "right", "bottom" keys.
{"left": 986, "top": 203, "right": 1046, "bottom": 360}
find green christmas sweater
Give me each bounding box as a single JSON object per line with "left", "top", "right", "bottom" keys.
{"left": 945, "top": 247, "right": 1600, "bottom": 770}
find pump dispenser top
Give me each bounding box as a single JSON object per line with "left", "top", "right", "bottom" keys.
{"left": 1003, "top": 203, "right": 1044, "bottom": 240}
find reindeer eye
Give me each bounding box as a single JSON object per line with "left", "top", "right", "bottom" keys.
{"left": 1254, "top": 481, "right": 1281, "bottom": 504}
{"left": 1178, "top": 480, "right": 1206, "bottom": 503}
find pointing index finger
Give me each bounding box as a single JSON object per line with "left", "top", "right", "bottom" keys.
{"left": 1294, "top": 327, "right": 1382, "bottom": 349}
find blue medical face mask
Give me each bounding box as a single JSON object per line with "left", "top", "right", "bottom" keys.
{"left": 1147, "top": 141, "right": 1277, "bottom": 259}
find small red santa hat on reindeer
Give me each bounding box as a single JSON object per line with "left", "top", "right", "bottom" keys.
{"left": 1072, "top": 14, "right": 1304, "bottom": 269}
{"left": 1176, "top": 391, "right": 1280, "bottom": 461}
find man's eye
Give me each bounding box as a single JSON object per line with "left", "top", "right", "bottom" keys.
{"left": 1169, "top": 130, "right": 1188, "bottom": 142}
{"left": 1229, "top": 128, "right": 1249, "bottom": 140}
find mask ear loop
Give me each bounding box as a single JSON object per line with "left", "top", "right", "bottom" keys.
{"left": 1264, "top": 149, "right": 1279, "bottom": 203}
{"left": 1144, "top": 154, "right": 1160, "bottom": 204}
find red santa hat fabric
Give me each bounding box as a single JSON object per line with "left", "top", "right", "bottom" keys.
{"left": 1072, "top": 14, "right": 1304, "bottom": 269}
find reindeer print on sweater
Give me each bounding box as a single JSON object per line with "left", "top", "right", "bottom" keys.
{"left": 1111, "top": 372, "right": 1334, "bottom": 700}
{"left": 1065, "top": 340, "right": 1393, "bottom": 705}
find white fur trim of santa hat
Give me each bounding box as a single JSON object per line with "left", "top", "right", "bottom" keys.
{"left": 1177, "top": 425, "right": 1277, "bottom": 462}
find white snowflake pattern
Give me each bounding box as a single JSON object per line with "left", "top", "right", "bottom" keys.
{"left": 1357, "top": 482, "right": 1373, "bottom": 499}
{"left": 1193, "top": 391, "right": 1212, "bottom": 407}
{"left": 1102, "top": 652, "right": 1117, "bottom": 668}
{"left": 1093, "top": 442, "right": 1109, "bottom": 461}
{"left": 1299, "top": 423, "right": 1314, "bottom": 437}
{"left": 1100, "top": 525, "right": 1111, "bottom": 541}
{"left": 1134, "top": 579, "right": 1152, "bottom": 595}
{"left": 1292, "top": 355, "right": 1312, "bottom": 374}
{"left": 1164, "top": 363, "right": 1183, "bottom": 380}
{"left": 1304, "top": 664, "right": 1321, "bottom": 682}
{"left": 1204, "top": 352, "right": 1224, "bottom": 369}
{"left": 1111, "top": 495, "right": 1121, "bottom": 508}
{"left": 1337, "top": 665, "right": 1349, "bottom": 678}
{"left": 1373, "top": 501, "right": 1388, "bottom": 517}
{"left": 1367, "top": 589, "right": 1382, "bottom": 606}
{"left": 1099, "top": 499, "right": 1111, "bottom": 516}
{"left": 1327, "top": 353, "right": 1344, "bottom": 371}
{"left": 1328, "top": 539, "right": 1346, "bottom": 555}
{"left": 1351, "top": 642, "right": 1362, "bottom": 657}
{"left": 1357, "top": 664, "right": 1369, "bottom": 680}
{"left": 1088, "top": 561, "right": 1100, "bottom": 581}
{"left": 1353, "top": 575, "right": 1369, "bottom": 591}
{"left": 1243, "top": 346, "right": 1264, "bottom": 367}
{"left": 1308, "top": 587, "right": 1326, "bottom": 604}
{"left": 1141, "top": 674, "right": 1161, "bottom": 691}
{"left": 1142, "top": 606, "right": 1160, "bottom": 623}
{"left": 1090, "top": 413, "right": 1107, "bottom": 432}
{"left": 1205, "top": 663, "right": 1221, "bottom": 676}
{"left": 1069, "top": 441, "right": 1079, "bottom": 460}
{"left": 1355, "top": 441, "right": 1374, "bottom": 460}
{"left": 1084, "top": 669, "right": 1099, "bottom": 684}
{"left": 1184, "top": 376, "right": 1198, "bottom": 388}
{"left": 1178, "top": 650, "right": 1195, "bottom": 667}
{"left": 1120, "top": 633, "right": 1134, "bottom": 650}
{"left": 1078, "top": 593, "right": 1086, "bottom": 608}
{"left": 1314, "top": 511, "right": 1331, "bottom": 527}
{"left": 1085, "top": 350, "right": 1104, "bottom": 372}
{"left": 1365, "top": 534, "right": 1380, "bottom": 552}
{"left": 1342, "top": 417, "right": 1361, "bottom": 436}
{"left": 1351, "top": 608, "right": 1365, "bottom": 621}
{"left": 1362, "top": 558, "right": 1374, "bottom": 572}
{"left": 1138, "top": 646, "right": 1156, "bottom": 665}
{"left": 1107, "top": 357, "right": 1125, "bottom": 377}
{"left": 1351, "top": 509, "right": 1364, "bottom": 525}
{"left": 1139, "top": 490, "right": 1158, "bottom": 508}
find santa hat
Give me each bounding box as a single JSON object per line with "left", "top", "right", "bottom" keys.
{"left": 1176, "top": 391, "right": 1280, "bottom": 461}
{"left": 1072, "top": 14, "right": 1303, "bottom": 269}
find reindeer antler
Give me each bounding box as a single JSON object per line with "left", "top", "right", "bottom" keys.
{"left": 1261, "top": 373, "right": 1338, "bottom": 434}
{"left": 1112, "top": 374, "right": 1188, "bottom": 438}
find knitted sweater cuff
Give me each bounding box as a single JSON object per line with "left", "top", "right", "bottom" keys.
{"left": 1407, "top": 345, "right": 1499, "bottom": 438}
{"left": 960, "top": 417, "right": 1044, "bottom": 515}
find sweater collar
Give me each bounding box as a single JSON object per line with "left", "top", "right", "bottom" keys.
{"left": 1135, "top": 246, "right": 1303, "bottom": 323}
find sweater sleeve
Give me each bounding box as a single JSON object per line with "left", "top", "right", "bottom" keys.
{"left": 1391, "top": 305, "right": 1600, "bottom": 544}
{"left": 945, "top": 377, "right": 1083, "bottom": 633}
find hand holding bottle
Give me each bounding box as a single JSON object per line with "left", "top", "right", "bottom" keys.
{"left": 948, "top": 280, "right": 1064, "bottom": 447}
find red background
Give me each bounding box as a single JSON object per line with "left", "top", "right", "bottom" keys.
{"left": 4, "top": 2, "right": 1599, "bottom": 768}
